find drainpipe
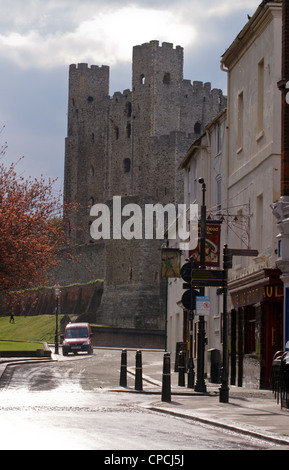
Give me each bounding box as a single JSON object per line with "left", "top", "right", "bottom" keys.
{"left": 220, "top": 62, "right": 230, "bottom": 245}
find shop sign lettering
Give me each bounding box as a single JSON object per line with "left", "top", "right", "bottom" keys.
{"left": 230, "top": 284, "right": 283, "bottom": 308}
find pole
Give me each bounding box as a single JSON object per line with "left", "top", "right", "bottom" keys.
{"left": 55, "top": 295, "right": 59, "bottom": 354}
{"left": 162, "top": 353, "right": 171, "bottom": 402}
{"left": 220, "top": 245, "right": 229, "bottom": 403}
{"left": 178, "top": 351, "right": 185, "bottom": 386}
{"left": 135, "top": 350, "right": 143, "bottom": 391}
{"left": 187, "top": 256, "right": 195, "bottom": 388}
{"left": 195, "top": 179, "right": 207, "bottom": 393}
{"left": 187, "top": 309, "right": 195, "bottom": 388}
{"left": 120, "top": 349, "right": 127, "bottom": 387}
{"left": 54, "top": 283, "right": 61, "bottom": 355}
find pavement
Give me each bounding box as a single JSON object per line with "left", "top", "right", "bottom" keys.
{"left": 1, "top": 348, "right": 289, "bottom": 448}
{"left": 116, "top": 349, "right": 289, "bottom": 448}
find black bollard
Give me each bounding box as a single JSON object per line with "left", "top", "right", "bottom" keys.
{"left": 162, "top": 353, "right": 171, "bottom": 402}
{"left": 178, "top": 351, "right": 185, "bottom": 387}
{"left": 135, "top": 350, "right": 143, "bottom": 391}
{"left": 187, "top": 357, "right": 195, "bottom": 389}
{"left": 119, "top": 349, "right": 127, "bottom": 387}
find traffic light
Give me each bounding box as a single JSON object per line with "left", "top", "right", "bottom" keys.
{"left": 180, "top": 261, "right": 199, "bottom": 311}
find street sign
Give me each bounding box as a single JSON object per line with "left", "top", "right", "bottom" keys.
{"left": 196, "top": 296, "right": 210, "bottom": 316}
{"left": 191, "top": 268, "right": 225, "bottom": 287}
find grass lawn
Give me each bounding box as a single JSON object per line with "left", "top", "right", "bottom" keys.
{"left": 0, "top": 341, "right": 43, "bottom": 352}
{"left": 0, "top": 315, "right": 64, "bottom": 343}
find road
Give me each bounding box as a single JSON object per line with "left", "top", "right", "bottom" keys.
{"left": 0, "top": 348, "right": 279, "bottom": 452}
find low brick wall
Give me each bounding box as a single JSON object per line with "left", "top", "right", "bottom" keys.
{"left": 92, "top": 326, "right": 165, "bottom": 349}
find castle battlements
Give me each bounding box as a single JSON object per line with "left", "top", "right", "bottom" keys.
{"left": 69, "top": 63, "right": 109, "bottom": 72}
{"left": 133, "top": 40, "right": 183, "bottom": 52}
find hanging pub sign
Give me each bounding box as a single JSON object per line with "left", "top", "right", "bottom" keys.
{"left": 161, "top": 248, "right": 181, "bottom": 278}
{"left": 189, "top": 220, "right": 221, "bottom": 267}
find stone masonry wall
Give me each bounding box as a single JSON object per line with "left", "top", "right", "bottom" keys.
{"left": 64, "top": 40, "right": 226, "bottom": 330}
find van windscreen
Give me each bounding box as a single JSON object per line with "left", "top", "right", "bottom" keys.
{"left": 66, "top": 328, "right": 88, "bottom": 339}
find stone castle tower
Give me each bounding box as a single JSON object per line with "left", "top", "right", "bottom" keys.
{"left": 64, "top": 40, "right": 226, "bottom": 330}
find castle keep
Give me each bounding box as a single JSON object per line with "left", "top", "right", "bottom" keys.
{"left": 64, "top": 40, "right": 226, "bottom": 331}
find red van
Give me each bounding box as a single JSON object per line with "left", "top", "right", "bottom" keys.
{"left": 62, "top": 322, "right": 93, "bottom": 356}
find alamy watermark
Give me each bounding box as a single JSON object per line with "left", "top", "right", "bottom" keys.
{"left": 90, "top": 196, "right": 198, "bottom": 251}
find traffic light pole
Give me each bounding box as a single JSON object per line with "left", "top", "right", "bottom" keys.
{"left": 195, "top": 179, "right": 207, "bottom": 393}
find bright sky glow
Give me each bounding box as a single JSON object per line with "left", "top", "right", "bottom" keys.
{"left": 0, "top": 0, "right": 260, "bottom": 183}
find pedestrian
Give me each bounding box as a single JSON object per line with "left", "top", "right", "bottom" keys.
{"left": 10, "top": 313, "right": 15, "bottom": 323}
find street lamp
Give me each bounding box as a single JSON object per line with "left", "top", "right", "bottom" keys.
{"left": 54, "top": 283, "right": 61, "bottom": 354}
{"left": 194, "top": 178, "right": 207, "bottom": 393}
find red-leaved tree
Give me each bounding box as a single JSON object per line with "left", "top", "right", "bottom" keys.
{"left": 0, "top": 157, "right": 65, "bottom": 293}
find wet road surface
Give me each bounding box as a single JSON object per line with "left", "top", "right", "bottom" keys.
{"left": 0, "top": 349, "right": 281, "bottom": 451}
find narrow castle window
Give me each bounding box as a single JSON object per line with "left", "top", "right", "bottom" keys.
{"left": 125, "top": 102, "right": 132, "bottom": 117}
{"left": 115, "top": 126, "right": 119, "bottom": 140}
{"left": 163, "top": 73, "right": 171, "bottom": 84}
{"left": 123, "top": 158, "right": 131, "bottom": 173}
{"left": 194, "top": 122, "right": 201, "bottom": 134}
{"left": 126, "top": 123, "right": 131, "bottom": 138}
{"left": 140, "top": 74, "right": 145, "bottom": 85}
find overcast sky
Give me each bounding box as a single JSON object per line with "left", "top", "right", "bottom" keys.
{"left": 0, "top": 0, "right": 260, "bottom": 191}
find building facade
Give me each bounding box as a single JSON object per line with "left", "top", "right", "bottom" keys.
{"left": 221, "top": 0, "right": 283, "bottom": 388}
{"left": 272, "top": 0, "right": 289, "bottom": 354}
{"left": 167, "top": 1, "right": 284, "bottom": 390}
{"left": 167, "top": 108, "right": 227, "bottom": 374}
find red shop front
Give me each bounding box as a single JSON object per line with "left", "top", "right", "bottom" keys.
{"left": 228, "top": 268, "right": 283, "bottom": 389}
